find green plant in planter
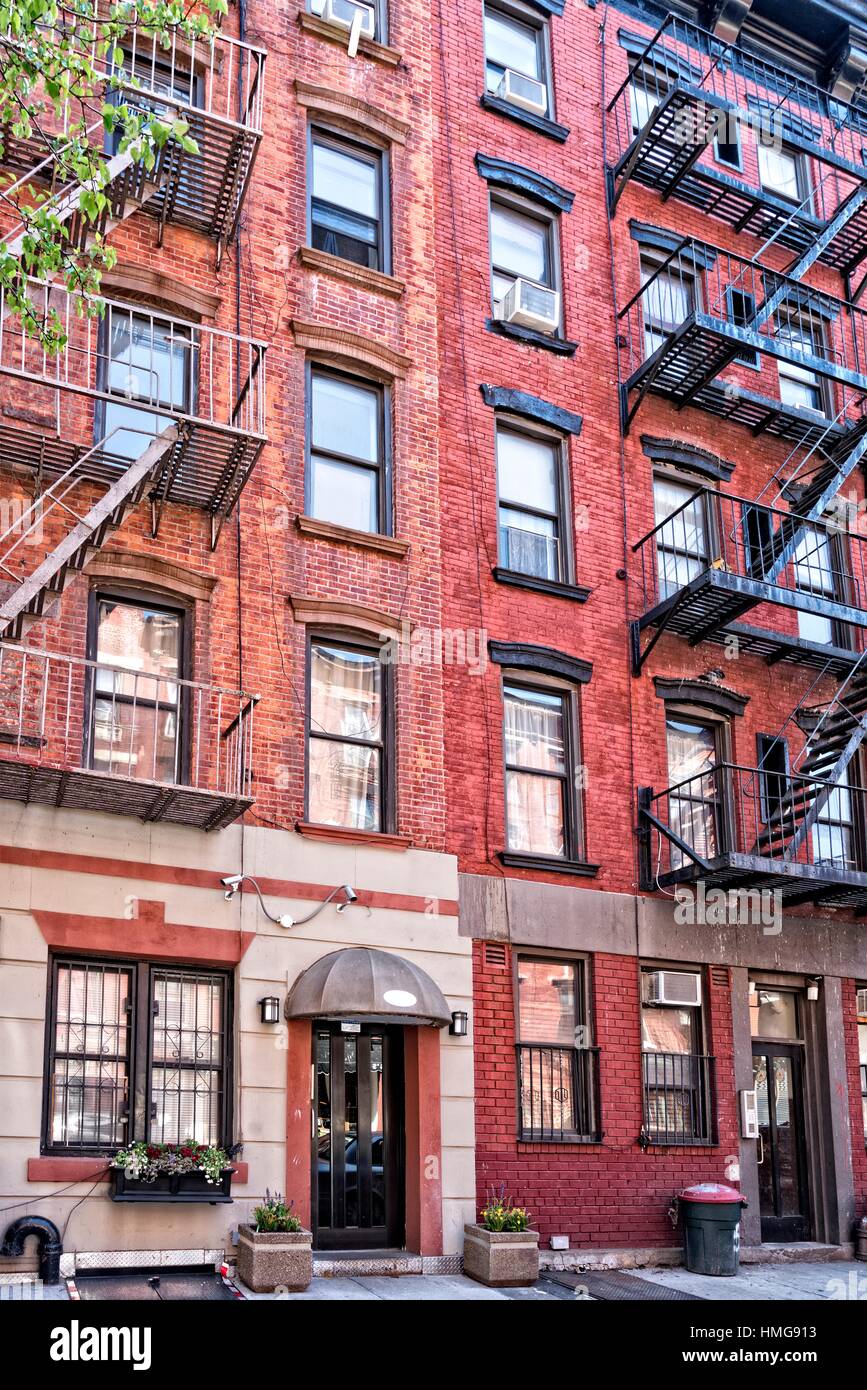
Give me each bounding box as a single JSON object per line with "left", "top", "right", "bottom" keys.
{"left": 252, "top": 1190, "right": 302, "bottom": 1234}
{"left": 480, "top": 1184, "right": 531, "bottom": 1233}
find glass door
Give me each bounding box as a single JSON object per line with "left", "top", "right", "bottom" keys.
{"left": 313, "top": 1023, "right": 403, "bottom": 1250}
{"left": 752, "top": 1042, "right": 810, "bottom": 1241}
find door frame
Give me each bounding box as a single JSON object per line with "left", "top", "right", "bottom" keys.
{"left": 752, "top": 1039, "right": 811, "bottom": 1242}
{"left": 311, "top": 1020, "right": 405, "bottom": 1252}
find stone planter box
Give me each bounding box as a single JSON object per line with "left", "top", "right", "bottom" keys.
{"left": 111, "top": 1168, "right": 234, "bottom": 1203}
{"left": 236, "top": 1226, "right": 313, "bottom": 1294}
{"left": 463, "top": 1223, "right": 540, "bottom": 1288}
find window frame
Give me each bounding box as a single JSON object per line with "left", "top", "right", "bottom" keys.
{"left": 652, "top": 468, "right": 716, "bottom": 601}
{"left": 41, "top": 955, "right": 233, "bottom": 1157}
{"left": 639, "top": 962, "right": 715, "bottom": 1146}
{"left": 304, "top": 631, "right": 395, "bottom": 834}
{"left": 501, "top": 673, "right": 585, "bottom": 864}
{"left": 640, "top": 252, "right": 699, "bottom": 360}
{"left": 513, "top": 951, "right": 599, "bottom": 1143}
{"left": 488, "top": 189, "right": 561, "bottom": 326}
{"left": 757, "top": 137, "right": 811, "bottom": 207}
{"left": 94, "top": 307, "right": 198, "bottom": 456}
{"left": 308, "top": 0, "right": 388, "bottom": 44}
{"left": 775, "top": 307, "right": 831, "bottom": 416}
{"left": 663, "top": 702, "right": 733, "bottom": 866}
{"left": 84, "top": 587, "right": 192, "bottom": 787}
{"left": 857, "top": 984, "right": 867, "bottom": 1144}
{"left": 725, "top": 284, "right": 760, "bottom": 369}
{"left": 482, "top": 0, "right": 553, "bottom": 114}
{"left": 305, "top": 362, "right": 392, "bottom": 536}
{"left": 308, "top": 124, "right": 390, "bottom": 275}
{"left": 495, "top": 416, "right": 572, "bottom": 585}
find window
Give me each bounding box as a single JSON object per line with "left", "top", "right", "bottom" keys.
{"left": 665, "top": 714, "right": 723, "bottom": 864}
{"left": 777, "top": 312, "right": 827, "bottom": 414}
{"left": 496, "top": 424, "right": 566, "bottom": 582}
{"left": 641, "top": 257, "right": 694, "bottom": 358}
{"left": 742, "top": 501, "right": 774, "bottom": 577}
{"left": 483, "top": 3, "right": 550, "bottom": 111}
{"left": 714, "top": 119, "right": 741, "bottom": 169}
{"left": 653, "top": 474, "right": 710, "bottom": 599}
{"left": 629, "top": 62, "right": 668, "bottom": 133}
{"left": 310, "top": 129, "right": 387, "bottom": 272}
{"left": 812, "top": 770, "right": 856, "bottom": 869}
{"left": 857, "top": 988, "right": 867, "bottom": 1138}
{"left": 308, "top": 368, "right": 387, "bottom": 534}
{"left": 490, "top": 195, "right": 558, "bottom": 318}
{"left": 793, "top": 525, "right": 841, "bottom": 645}
{"left": 757, "top": 733, "right": 790, "bottom": 825}
{"left": 87, "top": 593, "right": 184, "bottom": 785}
{"left": 309, "top": 0, "right": 386, "bottom": 42}
{"left": 503, "top": 681, "right": 583, "bottom": 860}
{"left": 641, "top": 967, "right": 714, "bottom": 1144}
{"left": 757, "top": 140, "right": 809, "bottom": 206}
{"left": 726, "top": 286, "right": 759, "bottom": 368}
{"left": 516, "top": 956, "right": 598, "bottom": 1140}
{"left": 307, "top": 639, "right": 389, "bottom": 831}
{"left": 98, "top": 308, "right": 195, "bottom": 461}
{"left": 44, "top": 957, "right": 230, "bottom": 1153}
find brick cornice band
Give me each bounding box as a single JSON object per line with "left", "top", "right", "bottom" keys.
{"left": 294, "top": 79, "right": 410, "bottom": 145}
{"left": 290, "top": 319, "right": 412, "bottom": 379}
{"left": 288, "top": 592, "right": 406, "bottom": 638}
{"left": 488, "top": 641, "right": 592, "bottom": 685}
{"left": 480, "top": 384, "right": 583, "bottom": 435}
{"left": 474, "top": 152, "right": 575, "bottom": 212}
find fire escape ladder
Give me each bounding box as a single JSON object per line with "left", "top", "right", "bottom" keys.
{"left": 0, "top": 428, "right": 178, "bottom": 642}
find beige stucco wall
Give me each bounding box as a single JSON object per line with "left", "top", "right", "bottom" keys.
{"left": 0, "top": 801, "right": 475, "bottom": 1262}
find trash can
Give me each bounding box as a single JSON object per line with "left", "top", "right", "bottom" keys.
{"left": 678, "top": 1183, "right": 747, "bottom": 1277}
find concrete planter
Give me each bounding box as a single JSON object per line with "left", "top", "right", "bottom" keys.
{"left": 236, "top": 1225, "right": 313, "bottom": 1294}
{"left": 463, "top": 1223, "right": 540, "bottom": 1288}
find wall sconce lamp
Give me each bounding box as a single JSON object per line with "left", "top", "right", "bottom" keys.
{"left": 807, "top": 978, "right": 821, "bottom": 1003}
{"left": 449, "top": 1010, "right": 469, "bottom": 1037}
{"left": 221, "top": 876, "right": 358, "bottom": 929}
{"left": 259, "top": 996, "right": 280, "bottom": 1025}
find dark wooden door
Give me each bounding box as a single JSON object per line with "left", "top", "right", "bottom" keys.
{"left": 752, "top": 1043, "right": 810, "bottom": 1242}
{"left": 312, "top": 1022, "right": 404, "bottom": 1250}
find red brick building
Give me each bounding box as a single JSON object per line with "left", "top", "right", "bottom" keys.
{"left": 436, "top": 0, "right": 867, "bottom": 1255}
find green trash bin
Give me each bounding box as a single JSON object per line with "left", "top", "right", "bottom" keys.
{"left": 678, "top": 1183, "right": 747, "bottom": 1277}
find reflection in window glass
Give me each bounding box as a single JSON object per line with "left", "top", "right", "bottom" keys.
{"left": 484, "top": 5, "right": 542, "bottom": 91}
{"left": 504, "top": 684, "right": 567, "bottom": 857}
{"left": 496, "top": 428, "right": 561, "bottom": 581}
{"left": 310, "top": 371, "right": 382, "bottom": 533}
{"left": 91, "top": 598, "right": 182, "bottom": 785}
{"left": 308, "top": 643, "right": 384, "bottom": 830}
{"left": 490, "top": 201, "right": 550, "bottom": 307}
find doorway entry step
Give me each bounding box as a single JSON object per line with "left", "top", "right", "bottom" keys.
{"left": 313, "top": 1250, "right": 423, "bottom": 1278}
{"left": 740, "top": 1242, "right": 849, "bottom": 1265}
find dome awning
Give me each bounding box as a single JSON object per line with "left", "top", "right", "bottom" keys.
{"left": 284, "top": 947, "right": 452, "bottom": 1028}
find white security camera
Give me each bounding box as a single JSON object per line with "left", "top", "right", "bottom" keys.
{"left": 221, "top": 875, "right": 243, "bottom": 901}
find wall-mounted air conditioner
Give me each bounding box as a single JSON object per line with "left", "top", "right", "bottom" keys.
{"left": 500, "top": 278, "right": 560, "bottom": 334}
{"left": 643, "top": 970, "right": 702, "bottom": 1008}
{"left": 321, "top": 0, "right": 375, "bottom": 39}
{"left": 857, "top": 986, "right": 867, "bottom": 1015}
{"left": 497, "top": 68, "right": 548, "bottom": 116}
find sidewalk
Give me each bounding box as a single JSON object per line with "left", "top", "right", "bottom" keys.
{"left": 628, "top": 1262, "right": 866, "bottom": 1301}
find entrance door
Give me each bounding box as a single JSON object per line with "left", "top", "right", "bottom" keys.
{"left": 312, "top": 1022, "right": 404, "bottom": 1250}
{"left": 752, "top": 1043, "right": 810, "bottom": 1241}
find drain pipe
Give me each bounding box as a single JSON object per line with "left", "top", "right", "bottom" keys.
{"left": 1, "top": 1216, "right": 62, "bottom": 1285}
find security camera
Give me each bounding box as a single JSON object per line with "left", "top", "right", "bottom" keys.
{"left": 336, "top": 884, "right": 358, "bottom": 912}
{"left": 221, "top": 875, "right": 243, "bottom": 901}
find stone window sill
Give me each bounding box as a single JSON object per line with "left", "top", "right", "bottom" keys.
{"left": 499, "top": 852, "right": 599, "bottom": 877}
{"left": 479, "top": 92, "right": 570, "bottom": 142}
{"left": 296, "top": 821, "right": 411, "bottom": 851}
{"left": 492, "top": 567, "right": 590, "bottom": 602}
{"left": 295, "top": 514, "right": 410, "bottom": 558}
{"left": 297, "top": 245, "right": 405, "bottom": 299}
{"left": 486, "top": 318, "right": 577, "bottom": 356}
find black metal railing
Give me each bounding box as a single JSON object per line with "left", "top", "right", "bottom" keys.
{"left": 633, "top": 484, "right": 867, "bottom": 621}
{"left": 516, "top": 1044, "right": 601, "bottom": 1142}
{"left": 641, "top": 1050, "right": 716, "bottom": 1145}
{"left": 640, "top": 762, "right": 867, "bottom": 881}
{"left": 608, "top": 14, "right": 867, "bottom": 224}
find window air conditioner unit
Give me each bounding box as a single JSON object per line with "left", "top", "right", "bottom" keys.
{"left": 501, "top": 278, "right": 560, "bottom": 334}
{"left": 321, "top": 0, "right": 375, "bottom": 38}
{"left": 497, "top": 68, "right": 548, "bottom": 116}
{"left": 643, "top": 971, "right": 702, "bottom": 1008}
{"left": 857, "top": 986, "right": 867, "bottom": 1015}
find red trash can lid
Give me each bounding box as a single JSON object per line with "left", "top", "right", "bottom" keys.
{"left": 680, "top": 1182, "right": 747, "bottom": 1205}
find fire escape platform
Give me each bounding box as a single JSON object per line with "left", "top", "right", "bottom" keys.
{"left": 653, "top": 850, "right": 867, "bottom": 912}
{"left": 138, "top": 113, "right": 261, "bottom": 247}
{"left": 706, "top": 622, "right": 862, "bottom": 676}
{"left": 0, "top": 755, "right": 252, "bottom": 831}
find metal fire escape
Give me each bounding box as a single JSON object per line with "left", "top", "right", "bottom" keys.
{"left": 610, "top": 16, "right": 867, "bottom": 907}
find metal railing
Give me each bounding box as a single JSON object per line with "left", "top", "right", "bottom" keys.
{"left": 641, "top": 1050, "right": 716, "bottom": 1145}
{"left": 0, "top": 642, "right": 257, "bottom": 800}
{"left": 516, "top": 1044, "right": 601, "bottom": 1141}
{"left": 619, "top": 235, "right": 867, "bottom": 408}
{"left": 608, "top": 14, "right": 867, "bottom": 223}
{"left": 632, "top": 484, "right": 867, "bottom": 619}
{"left": 0, "top": 278, "right": 266, "bottom": 444}
{"left": 641, "top": 762, "right": 867, "bottom": 878}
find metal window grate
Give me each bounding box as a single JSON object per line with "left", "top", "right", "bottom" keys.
{"left": 641, "top": 1051, "right": 716, "bottom": 1145}
{"left": 517, "top": 1044, "right": 601, "bottom": 1141}
{"left": 150, "top": 969, "right": 226, "bottom": 1147}
{"left": 49, "top": 960, "right": 132, "bottom": 1149}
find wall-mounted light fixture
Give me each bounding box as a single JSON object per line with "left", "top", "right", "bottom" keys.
{"left": 449, "top": 1010, "right": 469, "bottom": 1037}
{"left": 259, "top": 996, "right": 280, "bottom": 1025}
{"left": 807, "top": 978, "right": 821, "bottom": 1003}
{"left": 220, "top": 876, "right": 358, "bottom": 929}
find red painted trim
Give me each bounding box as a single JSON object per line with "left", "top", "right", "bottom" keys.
{"left": 27, "top": 1157, "right": 249, "bottom": 1183}
{"left": 404, "top": 1028, "right": 444, "bottom": 1256}
{"left": 33, "top": 899, "right": 255, "bottom": 965}
{"left": 296, "top": 821, "right": 412, "bottom": 851}
{"left": 284, "top": 1020, "right": 313, "bottom": 1230}
{"left": 0, "top": 844, "right": 457, "bottom": 917}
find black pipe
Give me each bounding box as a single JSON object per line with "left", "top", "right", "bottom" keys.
{"left": 1, "top": 1216, "right": 62, "bottom": 1285}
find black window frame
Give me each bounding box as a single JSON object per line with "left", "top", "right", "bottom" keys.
{"left": 640, "top": 252, "right": 698, "bottom": 359}
{"left": 501, "top": 674, "right": 585, "bottom": 865}
{"left": 775, "top": 306, "right": 831, "bottom": 416}
{"left": 305, "top": 632, "right": 395, "bottom": 834}
{"left": 725, "top": 285, "right": 760, "bottom": 368}
{"left": 489, "top": 189, "right": 560, "bottom": 323}
{"left": 756, "top": 137, "right": 812, "bottom": 207}
{"left": 84, "top": 587, "right": 192, "bottom": 787}
{"left": 94, "top": 306, "right": 198, "bottom": 456}
{"left": 495, "top": 417, "right": 572, "bottom": 585}
{"left": 482, "top": 0, "right": 553, "bottom": 114}
{"left": 41, "top": 955, "right": 233, "bottom": 1157}
{"left": 514, "top": 952, "right": 600, "bottom": 1143}
{"left": 757, "top": 732, "right": 790, "bottom": 825}
{"left": 639, "top": 964, "right": 716, "bottom": 1146}
{"left": 305, "top": 362, "right": 391, "bottom": 537}
{"left": 308, "top": 125, "right": 390, "bottom": 275}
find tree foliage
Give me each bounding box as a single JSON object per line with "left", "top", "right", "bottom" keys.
{"left": 0, "top": 1, "right": 227, "bottom": 348}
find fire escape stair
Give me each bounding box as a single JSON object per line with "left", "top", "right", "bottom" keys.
{"left": 0, "top": 428, "right": 178, "bottom": 642}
